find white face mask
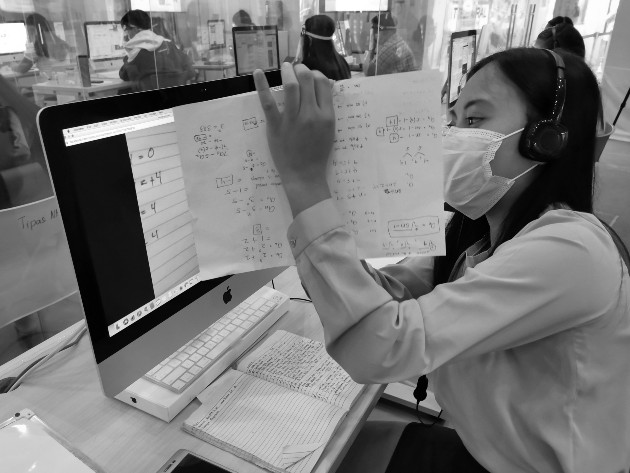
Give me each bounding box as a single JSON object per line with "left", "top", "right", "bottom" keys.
{"left": 442, "top": 126, "right": 538, "bottom": 220}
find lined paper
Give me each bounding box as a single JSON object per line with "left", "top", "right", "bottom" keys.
{"left": 125, "top": 123, "right": 199, "bottom": 296}
{"left": 236, "top": 330, "right": 364, "bottom": 411}
{"left": 185, "top": 370, "right": 343, "bottom": 473}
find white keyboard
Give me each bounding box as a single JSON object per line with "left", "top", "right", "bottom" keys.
{"left": 144, "top": 286, "right": 289, "bottom": 393}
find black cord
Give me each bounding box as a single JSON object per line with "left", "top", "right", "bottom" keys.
{"left": 0, "top": 327, "right": 87, "bottom": 394}
{"left": 290, "top": 297, "right": 313, "bottom": 303}
{"left": 416, "top": 402, "right": 443, "bottom": 427}
{"left": 271, "top": 279, "right": 275, "bottom": 289}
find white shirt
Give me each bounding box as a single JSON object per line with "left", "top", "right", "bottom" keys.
{"left": 287, "top": 199, "right": 630, "bottom": 473}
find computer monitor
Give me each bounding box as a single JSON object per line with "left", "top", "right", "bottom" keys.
{"left": 37, "top": 72, "right": 285, "bottom": 411}
{"left": 232, "top": 26, "right": 279, "bottom": 76}
{"left": 84, "top": 21, "right": 125, "bottom": 70}
{"left": 130, "top": 0, "right": 183, "bottom": 12}
{"left": 0, "top": 21, "right": 27, "bottom": 58}
{"left": 207, "top": 19, "right": 226, "bottom": 49}
{"left": 447, "top": 30, "right": 477, "bottom": 107}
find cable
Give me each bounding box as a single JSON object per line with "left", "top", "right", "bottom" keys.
{"left": 290, "top": 297, "right": 312, "bottom": 303}
{"left": 6, "top": 321, "right": 87, "bottom": 393}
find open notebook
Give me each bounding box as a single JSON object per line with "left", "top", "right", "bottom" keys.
{"left": 182, "top": 330, "right": 366, "bottom": 473}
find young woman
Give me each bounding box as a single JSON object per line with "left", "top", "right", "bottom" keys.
{"left": 299, "top": 15, "right": 350, "bottom": 81}
{"left": 13, "top": 13, "right": 71, "bottom": 76}
{"left": 534, "top": 16, "right": 585, "bottom": 59}
{"left": 253, "top": 47, "right": 630, "bottom": 472}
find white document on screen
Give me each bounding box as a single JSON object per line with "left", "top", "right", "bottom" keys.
{"left": 174, "top": 70, "right": 445, "bottom": 280}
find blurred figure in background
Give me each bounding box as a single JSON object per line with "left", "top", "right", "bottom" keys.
{"left": 365, "top": 12, "right": 416, "bottom": 76}
{"left": 232, "top": 9, "right": 255, "bottom": 27}
{"left": 12, "top": 13, "right": 71, "bottom": 76}
{"left": 534, "top": 16, "right": 585, "bottom": 58}
{"left": 299, "top": 15, "right": 350, "bottom": 81}
{"left": 119, "top": 9, "right": 194, "bottom": 92}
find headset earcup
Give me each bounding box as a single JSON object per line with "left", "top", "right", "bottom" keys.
{"left": 519, "top": 120, "right": 569, "bottom": 162}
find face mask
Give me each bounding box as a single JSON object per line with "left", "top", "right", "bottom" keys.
{"left": 442, "top": 126, "right": 538, "bottom": 220}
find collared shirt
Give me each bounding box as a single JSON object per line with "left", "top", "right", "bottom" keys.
{"left": 287, "top": 199, "right": 630, "bottom": 473}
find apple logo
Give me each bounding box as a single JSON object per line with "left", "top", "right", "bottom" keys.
{"left": 222, "top": 286, "right": 232, "bottom": 304}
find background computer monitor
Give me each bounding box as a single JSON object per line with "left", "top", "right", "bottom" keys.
{"left": 232, "top": 26, "right": 279, "bottom": 76}
{"left": 0, "top": 21, "right": 27, "bottom": 56}
{"left": 84, "top": 21, "right": 125, "bottom": 69}
{"left": 447, "top": 29, "right": 477, "bottom": 107}
{"left": 130, "top": 0, "right": 183, "bottom": 12}
{"left": 207, "top": 19, "right": 226, "bottom": 49}
{"left": 37, "top": 72, "right": 284, "bottom": 400}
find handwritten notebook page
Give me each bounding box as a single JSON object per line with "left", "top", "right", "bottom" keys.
{"left": 184, "top": 369, "right": 344, "bottom": 473}
{"left": 235, "top": 330, "right": 364, "bottom": 411}
{"left": 125, "top": 123, "right": 200, "bottom": 296}
{"left": 175, "top": 70, "right": 445, "bottom": 280}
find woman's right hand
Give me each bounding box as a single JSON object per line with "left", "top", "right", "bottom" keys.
{"left": 254, "top": 63, "right": 334, "bottom": 217}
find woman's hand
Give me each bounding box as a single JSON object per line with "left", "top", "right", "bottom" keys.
{"left": 254, "top": 63, "right": 334, "bottom": 217}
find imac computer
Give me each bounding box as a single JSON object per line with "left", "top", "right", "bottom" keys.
{"left": 232, "top": 26, "right": 279, "bottom": 76}
{"left": 84, "top": 21, "right": 126, "bottom": 72}
{"left": 0, "top": 21, "right": 27, "bottom": 64}
{"left": 37, "top": 72, "right": 287, "bottom": 421}
{"left": 447, "top": 29, "right": 477, "bottom": 107}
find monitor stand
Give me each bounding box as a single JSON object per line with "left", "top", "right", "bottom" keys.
{"left": 115, "top": 296, "right": 289, "bottom": 422}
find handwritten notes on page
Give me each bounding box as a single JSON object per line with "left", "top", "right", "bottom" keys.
{"left": 125, "top": 123, "right": 200, "bottom": 296}
{"left": 175, "top": 70, "right": 445, "bottom": 279}
{"left": 0, "top": 197, "right": 78, "bottom": 326}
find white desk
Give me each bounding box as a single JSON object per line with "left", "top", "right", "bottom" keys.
{"left": 0, "top": 267, "right": 384, "bottom": 473}
{"left": 193, "top": 61, "right": 236, "bottom": 82}
{"left": 31, "top": 79, "right": 132, "bottom": 107}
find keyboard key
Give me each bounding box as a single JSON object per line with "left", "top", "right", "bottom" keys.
{"left": 189, "top": 353, "right": 202, "bottom": 362}
{"left": 163, "top": 366, "right": 186, "bottom": 385}
{"left": 182, "top": 360, "right": 194, "bottom": 369}
{"left": 153, "top": 365, "right": 173, "bottom": 381}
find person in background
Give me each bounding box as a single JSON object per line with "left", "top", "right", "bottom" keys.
{"left": 365, "top": 12, "right": 416, "bottom": 76}
{"left": 12, "top": 13, "right": 71, "bottom": 76}
{"left": 534, "top": 16, "right": 585, "bottom": 58}
{"left": 232, "top": 9, "right": 255, "bottom": 27}
{"left": 299, "top": 15, "right": 350, "bottom": 81}
{"left": 119, "top": 9, "right": 194, "bottom": 92}
{"left": 253, "top": 46, "right": 630, "bottom": 473}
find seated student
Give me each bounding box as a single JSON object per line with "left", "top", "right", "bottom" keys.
{"left": 534, "top": 16, "right": 585, "bottom": 58}
{"left": 12, "top": 13, "right": 71, "bottom": 77}
{"left": 119, "top": 9, "right": 194, "bottom": 92}
{"left": 365, "top": 12, "right": 416, "bottom": 76}
{"left": 253, "top": 48, "right": 630, "bottom": 473}
{"left": 232, "top": 9, "right": 255, "bottom": 27}
{"left": 299, "top": 15, "right": 350, "bottom": 81}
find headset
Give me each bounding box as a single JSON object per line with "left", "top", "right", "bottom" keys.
{"left": 518, "top": 49, "right": 569, "bottom": 162}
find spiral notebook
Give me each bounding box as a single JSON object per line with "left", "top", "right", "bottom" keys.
{"left": 182, "top": 330, "right": 366, "bottom": 473}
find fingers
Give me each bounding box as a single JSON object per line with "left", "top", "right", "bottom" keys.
{"left": 281, "top": 62, "right": 300, "bottom": 119}
{"left": 294, "top": 64, "right": 317, "bottom": 113}
{"left": 312, "top": 70, "right": 333, "bottom": 115}
{"left": 254, "top": 69, "right": 280, "bottom": 128}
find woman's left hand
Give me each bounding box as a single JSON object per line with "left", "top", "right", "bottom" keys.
{"left": 254, "top": 63, "right": 334, "bottom": 217}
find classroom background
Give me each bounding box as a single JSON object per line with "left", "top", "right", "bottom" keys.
{"left": 1, "top": 0, "right": 628, "bottom": 383}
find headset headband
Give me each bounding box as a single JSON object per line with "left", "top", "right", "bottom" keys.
{"left": 545, "top": 49, "right": 566, "bottom": 123}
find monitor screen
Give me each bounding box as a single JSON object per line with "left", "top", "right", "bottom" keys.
{"left": 37, "top": 73, "right": 284, "bottom": 399}
{"left": 0, "top": 22, "right": 27, "bottom": 55}
{"left": 447, "top": 30, "right": 477, "bottom": 107}
{"left": 130, "top": 0, "right": 182, "bottom": 12}
{"left": 232, "top": 26, "right": 279, "bottom": 76}
{"left": 207, "top": 19, "right": 225, "bottom": 49}
{"left": 85, "top": 21, "right": 126, "bottom": 61}
{"left": 323, "top": 0, "right": 386, "bottom": 11}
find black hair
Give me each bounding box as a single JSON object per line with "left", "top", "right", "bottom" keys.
{"left": 301, "top": 15, "right": 350, "bottom": 81}
{"left": 536, "top": 16, "right": 585, "bottom": 58}
{"left": 25, "top": 13, "right": 68, "bottom": 60}
{"left": 433, "top": 47, "right": 602, "bottom": 285}
{"left": 233, "top": 9, "right": 254, "bottom": 27}
{"left": 120, "top": 9, "right": 151, "bottom": 30}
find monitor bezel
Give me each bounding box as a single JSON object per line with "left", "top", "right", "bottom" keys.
{"left": 84, "top": 20, "right": 126, "bottom": 62}
{"left": 37, "top": 72, "right": 283, "bottom": 368}
{"left": 232, "top": 25, "right": 280, "bottom": 76}
{"left": 447, "top": 29, "right": 477, "bottom": 108}
{"left": 0, "top": 21, "right": 27, "bottom": 56}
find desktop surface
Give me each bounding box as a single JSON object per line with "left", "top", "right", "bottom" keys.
{"left": 0, "top": 267, "right": 385, "bottom": 473}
